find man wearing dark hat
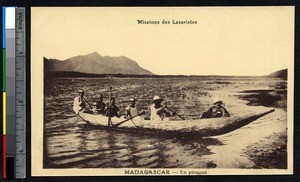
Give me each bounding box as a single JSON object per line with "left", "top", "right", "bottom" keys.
{"left": 91, "top": 101, "right": 99, "bottom": 115}
{"left": 96, "top": 94, "right": 106, "bottom": 115}
{"left": 73, "top": 89, "right": 87, "bottom": 114}
{"left": 125, "top": 98, "right": 138, "bottom": 118}
{"left": 150, "top": 96, "right": 174, "bottom": 121}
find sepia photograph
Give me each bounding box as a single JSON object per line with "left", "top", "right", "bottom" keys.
{"left": 31, "top": 7, "right": 294, "bottom": 175}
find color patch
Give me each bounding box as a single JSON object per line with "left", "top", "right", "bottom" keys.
{"left": 2, "top": 7, "right": 6, "bottom": 48}
{"left": 3, "top": 92, "right": 6, "bottom": 135}
{"left": 3, "top": 136, "right": 7, "bottom": 179}
{"left": 5, "top": 7, "right": 15, "bottom": 29}
{"left": 3, "top": 49, "right": 6, "bottom": 91}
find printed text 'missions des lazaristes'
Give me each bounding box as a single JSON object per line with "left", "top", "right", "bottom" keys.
{"left": 137, "top": 19, "right": 198, "bottom": 25}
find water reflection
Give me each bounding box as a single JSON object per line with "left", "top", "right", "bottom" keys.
{"left": 44, "top": 116, "right": 215, "bottom": 168}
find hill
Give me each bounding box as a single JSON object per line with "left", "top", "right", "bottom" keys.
{"left": 266, "top": 69, "right": 287, "bottom": 79}
{"left": 44, "top": 52, "right": 153, "bottom": 75}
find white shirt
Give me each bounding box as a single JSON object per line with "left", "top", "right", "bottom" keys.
{"left": 150, "top": 104, "right": 164, "bottom": 121}
{"left": 73, "top": 96, "right": 85, "bottom": 114}
{"left": 126, "top": 105, "right": 138, "bottom": 117}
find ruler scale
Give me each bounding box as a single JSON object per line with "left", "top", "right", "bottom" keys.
{"left": 15, "top": 7, "right": 26, "bottom": 179}
{"left": 2, "top": 7, "right": 26, "bottom": 179}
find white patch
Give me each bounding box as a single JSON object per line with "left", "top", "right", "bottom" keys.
{"left": 5, "top": 7, "right": 15, "bottom": 29}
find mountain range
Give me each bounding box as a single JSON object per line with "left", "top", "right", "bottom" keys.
{"left": 44, "top": 51, "right": 153, "bottom": 75}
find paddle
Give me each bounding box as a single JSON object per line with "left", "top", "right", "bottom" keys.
{"left": 83, "top": 97, "right": 92, "bottom": 108}
{"left": 165, "top": 106, "right": 185, "bottom": 120}
{"left": 111, "top": 111, "right": 145, "bottom": 128}
{"left": 107, "top": 86, "right": 113, "bottom": 127}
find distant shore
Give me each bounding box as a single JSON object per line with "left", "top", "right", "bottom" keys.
{"left": 44, "top": 71, "right": 286, "bottom": 79}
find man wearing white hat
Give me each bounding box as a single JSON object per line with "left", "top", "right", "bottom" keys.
{"left": 150, "top": 96, "right": 173, "bottom": 121}
{"left": 125, "top": 97, "right": 138, "bottom": 118}
{"left": 199, "top": 96, "right": 230, "bottom": 118}
{"left": 73, "top": 89, "right": 87, "bottom": 114}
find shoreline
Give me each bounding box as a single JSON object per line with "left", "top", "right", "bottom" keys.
{"left": 238, "top": 87, "right": 287, "bottom": 169}
{"left": 244, "top": 131, "right": 287, "bottom": 169}
{"left": 201, "top": 84, "right": 287, "bottom": 169}
{"left": 44, "top": 71, "right": 288, "bottom": 79}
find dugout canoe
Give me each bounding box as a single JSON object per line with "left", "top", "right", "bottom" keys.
{"left": 76, "top": 109, "right": 275, "bottom": 137}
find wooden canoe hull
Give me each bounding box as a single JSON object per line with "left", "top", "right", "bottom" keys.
{"left": 77, "top": 109, "right": 275, "bottom": 137}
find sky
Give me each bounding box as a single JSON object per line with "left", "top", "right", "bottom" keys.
{"left": 31, "top": 7, "right": 294, "bottom": 76}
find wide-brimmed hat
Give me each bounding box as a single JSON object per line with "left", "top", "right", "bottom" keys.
{"left": 153, "top": 96, "right": 163, "bottom": 102}
{"left": 129, "top": 98, "right": 137, "bottom": 102}
{"left": 92, "top": 102, "right": 97, "bottom": 106}
{"left": 78, "top": 89, "right": 84, "bottom": 93}
{"left": 213, "top": 97, "right": 222, "bottom": 104}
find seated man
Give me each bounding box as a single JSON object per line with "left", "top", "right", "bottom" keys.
{"left": 105, "top": 98, "right": 121, "bottom": 118}
{"left": 91, "top": 101, "right": 99, "bottom": 115}
{"left": 199, "top": 97, "right": 230, "bottom": 119}
{"left": 150, "top": 96, "right": 174, "bottom": 121}
{"left": 96, "top": 94, "right": 106, "bottom": 114}
{"left": 125, "top": 98, "right": 138, "bottom": 118}
{"left": 73, "top": 89, "right": 87, "bottom": 114}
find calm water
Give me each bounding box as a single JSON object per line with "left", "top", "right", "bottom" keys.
{"left": 44, "top": 76, "right": 287, "bottom": 168}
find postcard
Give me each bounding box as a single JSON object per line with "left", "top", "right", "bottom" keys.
{"left": 31, "top": 7, "right": 294, "bottom": 176}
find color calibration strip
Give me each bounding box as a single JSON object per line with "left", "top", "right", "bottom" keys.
{"left": 2, "top": 7, "right": 26, "bottom": 179}
{"left": 2, "top": 6, "right": 6, "bottom": 178}
{"left": 3, "top": 6, "right": 16, "bottom": 179}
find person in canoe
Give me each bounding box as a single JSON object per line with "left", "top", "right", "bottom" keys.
{"left": 150, "top": 96, "right": 175, "bottom": 121}
{"left": 96, "top": 94, "right": 106, "bottom": 115}
{"left": 91, "top": 101, "right": 99, "bottom": 115}
{"left": 125, "top": 97, "right": 138, "bottom": 119}
{"left": 73, "top": 89, "right": 88, "bottom": 114}
{"left": 105, "top": 97, "right": 121, "bottom": 118}
{"left": 199, "top": 97, "right": 230, "bottom": 118}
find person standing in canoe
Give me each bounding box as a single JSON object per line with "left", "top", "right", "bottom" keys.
{"left": 199, "top": 97, "right": 230, "bottom": 118}
{"left": 105, "top": 97, "right": 121, "bottom": 118}
{"left": 96, "top": 94, "right": 106, "bottom": 115}
{"left": 73, "top": 89, "right": 87, "bottom": 114}
{"left": 150, "top": 96, "right": 174, "bottom": 121}
{"left": 125, "top": 98, "right": 138, "bottom": 118}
